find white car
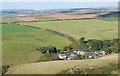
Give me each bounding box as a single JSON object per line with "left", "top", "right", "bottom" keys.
{"left": 59, "top": 54, "right": 67, "bottom": 59}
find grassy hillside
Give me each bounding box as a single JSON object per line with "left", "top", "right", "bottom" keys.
{"left": 21, "top": 18, "right": 118, "bottom": 40}
{"left": 2, "top": 24, "right": 71, "bottom": 65}
{"left": 6, "top": 54, "right": 118, "bottom": 74}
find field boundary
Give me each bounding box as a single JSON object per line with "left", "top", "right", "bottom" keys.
{"left": 16, "top": 23, "right": 77, "bottom": 43}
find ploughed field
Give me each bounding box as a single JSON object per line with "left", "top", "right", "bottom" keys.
{"left": 6, "top": 54, "right": 118, "bottom": 74}
{"left": 2, "top": 24, "right": 71, "bottom": 65}
{"left": 21, "top": 18, "right": 118, "bottom": 40}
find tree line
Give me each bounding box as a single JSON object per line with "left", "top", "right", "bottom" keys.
{"left": 36, "top": 37, "right": 119, "bottom": 55}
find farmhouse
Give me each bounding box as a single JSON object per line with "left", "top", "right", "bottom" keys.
{"left": 58, "top": 50, "right": 86, "bottom": 60}
{"left": 94, "top": 50, "right": 106, "bottom": 55}
{"left": 89, "top": 50, "right": 106, "bottom": 59}
{"left": 58, "top": 50, "right": 106, "bottom": 60}
{"left": 74, "top": 50, "right": 85, "bottom": 55}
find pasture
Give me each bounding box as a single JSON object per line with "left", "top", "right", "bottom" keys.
{"left": 6, "top": 54, "right": 118, "bottom": 74}
{"left": 0, "top": 18, "right": 20, "bottom": 23}
{"left": 2, "top": 24, "right": 71, "bottom": 65}
{"left": 21, "top": 18, "right": 118, "bottom": 40}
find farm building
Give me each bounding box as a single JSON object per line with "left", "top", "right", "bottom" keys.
{"left": 94, "top": 50, "right": 106, "bottom": 55}
{"left": 58, "top": 50, "right": 106, "bottom": 60}
{"left": 89, "top": 50, "right": 106, "bottom": 59}
{"left": 58, "top": 50, "right": 86, "bottom": 60}
{"left": 73, "top": 50, "right": 85, "bottom": 55}
{"left": 58, "top": 52, "right": 76, "bottom": 60}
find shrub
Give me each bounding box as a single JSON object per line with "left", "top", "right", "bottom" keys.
{"left": 2, "top": 65, "right": 10, "bottom": 76}
{"left": 75, "top": 54, "right": 82, "bottom": 60}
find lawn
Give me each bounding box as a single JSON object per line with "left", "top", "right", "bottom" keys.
{"left": 21, "top": 18, "right": 118, "bottom": 40}
{"left": 2, "top": 24, "right": 71, "bottom": 65}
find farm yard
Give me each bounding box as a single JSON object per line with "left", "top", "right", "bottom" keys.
{"left": 6, "top": 54, "right": 118, "bottom": 74}
{"left": 21, "top": 18, "right": 118, "bottom": 40}
{"left": 2, "top": 24, "right": 71, "bottom": 65}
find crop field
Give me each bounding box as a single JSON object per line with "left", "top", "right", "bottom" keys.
{"left": 6, "top": 54, "right": 118, "bottom": 74}
{"left": 2, "top": 24, "right": 71, "bottom": 65}
{"left": 38, "top": 18, "right": 58, "bottom": 21}
{"left": 21, "top": 18, "right": 118, "bottom": 40}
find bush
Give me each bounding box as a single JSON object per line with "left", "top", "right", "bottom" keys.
{"left": 2, "top": 65, "right": 10, "bottom": 76}
{"left": 36, "top": 45, "right": 58, "bottom": 54}
{"left": 44, "top": 53, "right": 59, "bottom": 61}
{"left": 75, "top": 54, "right": 82, "bottom": 60}
{"left": 46, "top": 45, "right": 57, "bottom": 53}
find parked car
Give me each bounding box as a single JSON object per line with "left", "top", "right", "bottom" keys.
{"left": 59, "top": 54, "right": 67, "bottom": 60}
{"left": 88, "top": 53, "right": 97, "bottom": 59}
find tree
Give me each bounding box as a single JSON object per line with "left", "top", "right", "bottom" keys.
{"left": 75, "top": 54, "right": 82, "bottom": 60}
{"left": 46, "top": 45, "right": 57, "bottom": 53}
{"left": 103, "top": 40, "right": 111, "bottom": 48}
{"left": 37, "top": 47, "right": 47, "bottom": 54}
{"left": 79, "top": 37, "right": 85, "bottom": 45}
{"left": 80, "top": 43, "right": 89, "bottom": 51}
{"left": 63, "top": 46, "right": 68, "bottom": 51}
{"left": 88, "top": 39, "right": 104, "bottom": 51}
{"left": 37, "top": 45, "right": 58, "bottom": 54}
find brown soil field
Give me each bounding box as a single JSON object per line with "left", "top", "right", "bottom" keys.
{"left": 16, "top": 14, "right": 98, "bottom": 21}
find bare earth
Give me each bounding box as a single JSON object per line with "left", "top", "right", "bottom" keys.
{"left": 6, "top": 54, "right": 118, "bottom": 74}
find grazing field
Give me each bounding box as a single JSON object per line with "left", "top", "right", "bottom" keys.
{"left": 21, "top": 18, "right": 118, "bottom": 40}
{"left": 6, "top": 54, "right": 118, "bottom": 74}
{"left": 0, "top": 18, "right": 20, "bottom": 23}
{"left": 38, "top": 18, "right": 58, "bottom": 21}
{"left": 99, "top": 17, "right": 118, "bottom": 21}
{"left": 2, "top": 24, "right": 71, "bottom": 65}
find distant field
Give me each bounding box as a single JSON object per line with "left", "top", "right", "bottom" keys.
{"left": 99, "top": 17, "right": 118, "bottom": 21}
{"left": 0, "top": 18, "right": 20, "bottom": 23}
{"left": 39, "top": 18, "right": 58, "bottom": 21}
{"left": 21, "top": 18, "right": 118, "bottom": 40}
{"left": 2, "top": 24, "right": 71, "bottom": 65}
{"left": 6, "top": 54, "right": 118, "bottom": 74}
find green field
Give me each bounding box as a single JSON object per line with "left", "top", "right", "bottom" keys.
{"left": 21, "top": 18, "right": 118, "bottom": 40}
{"left": 99, "top": 17, "right": 118, "bottom": 21}
{"left": 0, "top": 18, "right": 20, "bottom": 23}
{"left": 2, "top": 24, "right": 71, "bottom": 65}
{"left": 39, "top": 18, "right": 58, "bottom": 21}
